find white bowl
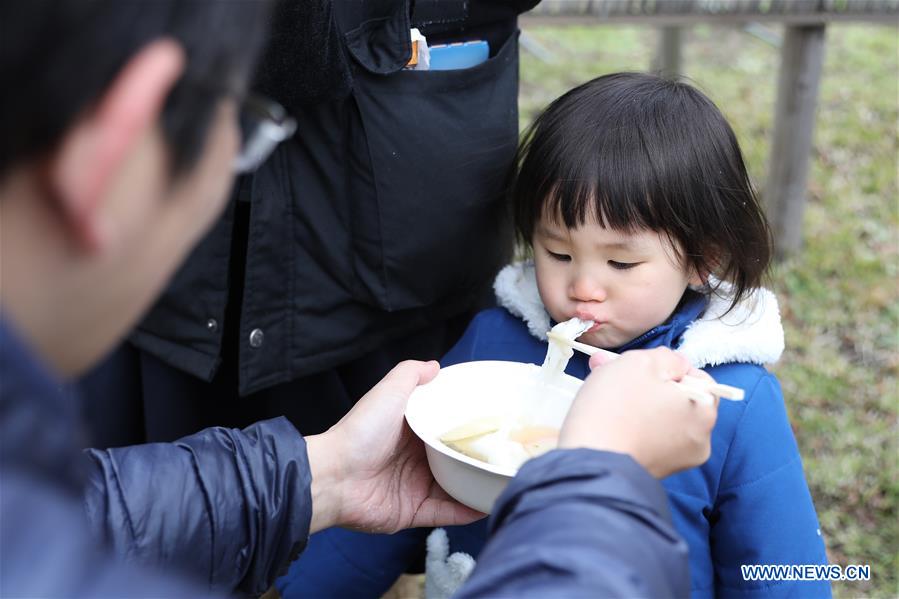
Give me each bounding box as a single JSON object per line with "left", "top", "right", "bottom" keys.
{"left": 404, "top": 360, "right": 582, "bottom": 513}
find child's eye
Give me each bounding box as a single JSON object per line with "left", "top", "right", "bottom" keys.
{"left": 546, "top": 250, "right": 571, "bottom": 263}
{"left": 609, "top": 260, "right": 638, "bottom": 270}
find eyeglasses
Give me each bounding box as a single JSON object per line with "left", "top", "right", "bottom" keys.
{"left": 233, "top": 94, "right": 297, "bottom": 173}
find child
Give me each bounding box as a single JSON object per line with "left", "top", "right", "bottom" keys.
{"left": 277, "top": 72, "right": 830, "bottom": 598}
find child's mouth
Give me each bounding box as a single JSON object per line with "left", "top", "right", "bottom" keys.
{"left": 584, "top": 322, "right": 604, "bottom": 334}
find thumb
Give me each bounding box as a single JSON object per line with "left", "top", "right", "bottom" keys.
{"left": 588, "top": 351, "right": 616, "bottom": 370}
{"left": 375, "top": 360, "right": 440, "bottom": 400}
{"left": 655, "top": 348, "right": 692, "bottom": 381}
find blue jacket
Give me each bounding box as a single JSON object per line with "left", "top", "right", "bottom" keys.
{"left": 280, "top": 265, "right": 830, "bottom": 598}
{"left": 444, "top": 307, "right": 830, "bottom": 597}
{"left": 1, "top": 315, "right": 691, "bottom": 598}
{"left": 453, "top": 260, "right": 830, "bottom": 597}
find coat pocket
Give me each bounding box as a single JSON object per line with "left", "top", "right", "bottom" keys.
{"left": 348, "top": 30, "right": 520, "bottom": 311}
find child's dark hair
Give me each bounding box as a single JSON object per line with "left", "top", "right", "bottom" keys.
{"left": 510, "top": 72, "right": 772, "bottom": 312}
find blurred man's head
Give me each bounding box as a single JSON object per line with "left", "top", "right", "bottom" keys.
{"left": 0, "top": 1, "right": 270, "bottom": 376}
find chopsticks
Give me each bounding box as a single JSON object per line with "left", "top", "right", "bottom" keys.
{"left": 546, "top": 331, "right": 745, "bottom": 404}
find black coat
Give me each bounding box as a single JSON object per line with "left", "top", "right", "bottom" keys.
{"left": 132, "top": 0, "right": 537, "bottom": 395}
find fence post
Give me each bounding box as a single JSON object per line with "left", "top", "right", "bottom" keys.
{"left": 655, "top": 26, "right": 683, "bottom": 78}
{"left": 765, "top": 25, "right": 826, "bottom": 258}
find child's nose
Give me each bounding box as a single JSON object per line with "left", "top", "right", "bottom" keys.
{"left": 569, "top": 273, "right": 607, "bottom": 303}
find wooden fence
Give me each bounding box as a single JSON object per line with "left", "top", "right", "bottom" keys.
{"left": 521, "top": 0, "right": 899, "bottom": 257}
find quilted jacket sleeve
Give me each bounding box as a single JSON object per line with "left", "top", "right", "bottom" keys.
{"left": 457, "top": 450, "right": 691, "bottom": 598}
{"left": 83, "top": 416, "right": 312, "bottom": 596}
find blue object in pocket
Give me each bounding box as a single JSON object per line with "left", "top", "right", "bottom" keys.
{"left": 428, "top": 40, "right": 489, "bottom": 71}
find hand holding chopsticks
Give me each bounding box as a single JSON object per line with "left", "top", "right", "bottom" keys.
{"left": 546, "top": 331, "right": 744, "bottom": 405}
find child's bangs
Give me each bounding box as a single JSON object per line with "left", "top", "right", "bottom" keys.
{"left": 529, "top": 123, "right": 681, "bottom": 238}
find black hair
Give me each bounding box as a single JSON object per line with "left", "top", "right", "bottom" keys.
{"left": 511, "top": 72, "right": 772, "bottom": 312}
{"left": 0, "top": 0, "right": 271, "bottom": 177}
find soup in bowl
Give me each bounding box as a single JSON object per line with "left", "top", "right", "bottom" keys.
{"left": 404, "top": 360, "right": 582, "bottom": 513}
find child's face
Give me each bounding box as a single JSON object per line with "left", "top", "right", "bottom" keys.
{"left": 533, "top": 217, "right": 701, "bottom": 349}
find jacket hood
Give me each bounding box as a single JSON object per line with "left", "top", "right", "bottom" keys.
{"left": 493, "top": 261, "right": 784, "bottom": 368}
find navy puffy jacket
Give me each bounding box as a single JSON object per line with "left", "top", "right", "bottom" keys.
{"left": 0, "top": 318, "right": 312, "bottom": 596}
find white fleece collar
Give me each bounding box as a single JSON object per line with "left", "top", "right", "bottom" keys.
{"left": 493, "top": 261, "right": 784, "bottom": 368}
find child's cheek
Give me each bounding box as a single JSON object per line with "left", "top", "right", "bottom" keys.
{"left": 535, "top": 267, "right": 566, "bottom": 321}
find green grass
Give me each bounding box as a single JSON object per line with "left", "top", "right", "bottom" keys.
{"left": 518, "top": 22, "right": 898, "bottom": 598}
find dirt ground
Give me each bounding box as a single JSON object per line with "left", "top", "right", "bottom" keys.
{"left": 382, "top": 574, "right": 425, "bottom": 599}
